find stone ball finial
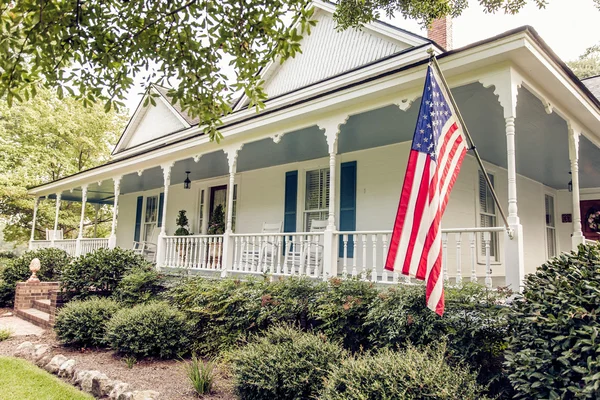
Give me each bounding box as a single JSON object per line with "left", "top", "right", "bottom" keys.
{"left": 27, "top": 258, "right": 41, "bottom": 283}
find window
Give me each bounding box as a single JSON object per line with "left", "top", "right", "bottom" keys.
{"left": 198, "top": 189, "right": 205, "bottom": 234}
{"left": 478, "top": 171, "right": 499, "bottom": 261}
{"left": 545, "top": 194, "right": 557, "bottom": 258}
{"left": 304, "top": 168, "right": 330, "bottom": 231}
{"left": 144, "top": 195, "right": 159, "bottom": 241}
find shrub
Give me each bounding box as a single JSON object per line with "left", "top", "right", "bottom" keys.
{"left": 0, "top": 248, "right": 70, "bottom": 306}
{"left": 61, "top": 248, "right": 151, "bottom": 300}
{"left": 365, "top": 283, "right": 511, "bottom": 398}
{"left": 230, "top": 325, "right": 345, "bottom": 400}
{"left": 105, "top": 302, "right": 190, "bottom": 359}
{"left": 314, "top": 278, "right": 378, "bottom": 351}
{"left": 506, "top": 244, "right": 600, "bottom": 399}
{"left": 168, "top": 277, "right": 268, "bottom": 355}
{"left": 54, "top": 298, "right": 121, "bottom": 347}
{"left": 0, "top": 327, "right": 11, "bottom": 342}
{"left": 112, "top": 267, "right": 165, "bottom": 306}
{"left": 320, "top": 344, "right": 490, "bottom": 400}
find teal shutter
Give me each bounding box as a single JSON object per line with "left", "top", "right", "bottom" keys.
{"left": 284, "top": 171, "right": 298, "bottom": 233}
{"left": 339, "top": 161, "right": 357, "bottom": 257}
{"left": 157, "top": 192, "right": 165, "bottom": 227}
{"left": 134, "top": 196, "right": 143, "bottom": 242}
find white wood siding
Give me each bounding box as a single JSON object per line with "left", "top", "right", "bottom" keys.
{"left": 124, "top": 101, "right": 186, "bottom": 149}
{"left": 263, "top": 10, "right": 409, "bottom": 98}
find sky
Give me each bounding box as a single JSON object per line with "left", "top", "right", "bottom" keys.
{"left": 123, "top": 0, "right": 600, "bottom": 113}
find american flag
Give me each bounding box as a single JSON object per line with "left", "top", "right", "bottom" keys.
{"left": 385, "top": 63, "right": 468, "bottom": 316}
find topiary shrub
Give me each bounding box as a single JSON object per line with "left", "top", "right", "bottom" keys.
{"left": 105, "top": 302, "right": 190, "bottom": 359}
{"left": 230, "top": 325, "right": 345, "bottom": 400}
{"left": 314, "top": 277, "right": 378, "bottom": 352}
{"left": 365, "top": 283, "right": 511, "bottom": 398}
{"left": 0, "top": 248, "right": 70, "bottom": 306}
{"left": 61, "top": 247, "right": 151, "bottom": 300}
{"left": 112, "top": 267, "right": 165, "bottom": 306}
{"left": 320, "top": 343, "right": 490, "bottom": 400}
{"left": 506, "top": 244, "right": 600, "bottom": 399}
{"left": 54, "top": 298, "right": 121, "bottom": 348}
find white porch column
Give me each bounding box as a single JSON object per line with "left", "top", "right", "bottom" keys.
{"left": 221, "top": 145, "right": 243, "bottom": 276}
{"left": 51, "top": 193, "right": 62, "bottom": 247}
{"left": 480, "top": 68, "right": 524, "bottom": 291}
{"left": 75, "top": 185, "right": 88, "bottom": 256}
{"left": 569, "top": 124, "right": 585, "bottom": 249}
{"left": 155, "top": 163, "right": 173, "bottom": 268}
{"left": 108, "top": 177, "right": 121, "bottom": 249}
{"left": 29, "top": 197, "right": 40, "bottom": 250}
{"left": 319, "top": 116, "right": 348, "bottom": 280}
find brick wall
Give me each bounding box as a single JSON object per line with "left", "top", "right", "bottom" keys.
{"left": 14, "top": 281, "right": 60, "bottom": 311}
{"left": 48, "top": 289, "right": 67, "bottom": 326}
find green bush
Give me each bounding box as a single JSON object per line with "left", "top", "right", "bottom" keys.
{"left": 168, "top": 277, "right": 268, "bottom": 355}
{"left": 54, "top": 298, "right": 121, "bottom": 348}
{"left": 365, "top": 283, "right": 511, "bottom": 398}
{"left": 105, "top": 302, "right": 190, "bottom": 359}
{"left": 61, "top": 248, "right": 151, "bottom": 300}
{"left": 0, "top": 248, "right": 70, "bottom": 306}
{"left": 314, "top": 278, "right": 378, "bottom": 351}
{"left": 320, "top": 344, "right": 490, "bottom": 400}
{"left": 112, "top": 267, "right": 165, "bottom": 306}
{"left": 506, "top": 244, "right": 600, "bottom": 399}
{"left": 230, "top": 325, "right": 345, "bottom": 400}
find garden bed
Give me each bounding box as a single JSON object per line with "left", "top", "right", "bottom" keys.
{"left": 0, "top": 332, "right": 235, "bottom": 400}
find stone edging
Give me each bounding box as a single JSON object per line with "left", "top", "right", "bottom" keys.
{"left": 13, "top": 342, "right": 160, "bottom": 400}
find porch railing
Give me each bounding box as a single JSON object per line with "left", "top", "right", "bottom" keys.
{"left": 336, "top": 227, "right": 505, "bottom": 288}
{"left": 50, "top": 239, "right": 78, "bottom": 256}
{"left": 163, "top": 235, "right": 224, "bottom": 270}
{"left": 585, "top": 238, "right": 597, "bottom": 246}
{"left": 230, "top": 232, "right": 325, "bottom": 277}
{"left": 80, "top": 238, "right": 110, "bottom": 256}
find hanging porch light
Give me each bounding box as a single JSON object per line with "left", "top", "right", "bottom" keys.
{"left": 184, "top": 171, "right": 191, "bottom": 190}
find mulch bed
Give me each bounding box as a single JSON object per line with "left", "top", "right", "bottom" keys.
{"left": 0, "top": 331, "right": 236, "bottom": 400}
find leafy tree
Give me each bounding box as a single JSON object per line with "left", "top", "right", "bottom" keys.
{"left": 0, "top": 0, "right": 587, "bottom": 142}
{"left": 0, "top": 87, "right": 127, "bottom": 243}
{"left": 568, "top": 44, "right": 600, "bottom": 79}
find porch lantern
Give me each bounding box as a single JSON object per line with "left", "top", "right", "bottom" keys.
{"left": 568, "top": 171, "right": 573, "bottom": 193}
{"left": 184, "top": 171, "right": 191, "bottom": 189}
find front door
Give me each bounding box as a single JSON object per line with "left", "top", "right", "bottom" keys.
{"left": 210, "top": 185, "right": 227, "bottom": 223}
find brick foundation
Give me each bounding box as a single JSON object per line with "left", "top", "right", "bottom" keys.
{"left": 14, "top": 282, "right": 60, "bottom": 311}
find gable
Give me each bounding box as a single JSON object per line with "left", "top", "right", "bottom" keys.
{"left": 260, "top": 5, "right": 425, "bottom": 100}
{"left": 122, "top": 97, "right": 188, "bottom": 150}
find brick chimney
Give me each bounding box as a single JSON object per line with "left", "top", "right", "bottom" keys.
{"left": 427, "top": 16, "right": 453, "bottom": 51}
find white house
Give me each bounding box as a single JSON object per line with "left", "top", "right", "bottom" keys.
{"left": 27, "top": 1, "right": 600, "bottom": 292}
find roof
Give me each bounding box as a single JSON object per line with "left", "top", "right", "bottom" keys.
{"left": 582, "top": 75, "right": 600, "bottom": 101}
{"left": 152, "top": 84, "right": 200, "bottom": 125}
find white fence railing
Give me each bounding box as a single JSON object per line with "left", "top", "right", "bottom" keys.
{"left": 585, "top": 238, "right": 597, "bottom": 246}
{"left": 80, "top": 238, "right": 110, "bottom": 255}
{"left": 30, "top": 240, "right": 52, "bottom": 251}
{"left": 231, "top": 232, "right": 325, "bottom": 277}
{"left": 163, "top": 235, "right": 224, "bottom": 270}
{"left": 335, "top": 227, "right": 505, "bottom": 288}
{"left": 51, "top": 239, "right": 78, "bottom": 256}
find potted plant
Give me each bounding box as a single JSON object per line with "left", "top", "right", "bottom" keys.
{"left": 174, "top": 210, "right": 191, "bottom": 262}
{"left": 207, "top": 204, "right": 225, "bottom": 266}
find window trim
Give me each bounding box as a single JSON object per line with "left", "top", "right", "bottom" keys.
{"left": 476, "top": 170, "right": 501, "bottom": 265}
{"left": 143, "top": 194, "right": 159, "bottom": 242}
{"left": 303, "top": 167, "right": 330, "bottom": 232}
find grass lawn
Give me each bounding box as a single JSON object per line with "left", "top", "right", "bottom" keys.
{"left": 0, "top": 356, "right": 93, "bottom": 400}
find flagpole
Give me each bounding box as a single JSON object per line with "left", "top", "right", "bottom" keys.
{"left": 427, "top": 50, "right": 512, "bottom": 236}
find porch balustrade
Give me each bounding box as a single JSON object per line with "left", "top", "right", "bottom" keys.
{"left": 163, "top": 235, "right": 224, "bottom": 270}
{"left": 230, "top": 232, "right": 325, "bottom": 277}
{"left": 29, "top": 238, "right": 109, "bottom": 257}
{"left": 49, "top": 239, "right": 77, "bottom": 256}
{"left": 79, "top": 238, "right": 110, "bottom": 256}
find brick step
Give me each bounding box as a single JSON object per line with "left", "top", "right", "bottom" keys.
{"left": 15, "top": 308, "right": 51, "bottom": 329}
{"left": 32, "top": 299, "right": 52, "bottom": 313}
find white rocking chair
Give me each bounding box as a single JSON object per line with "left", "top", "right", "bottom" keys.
{"left": 284, "top": 220, "right": 327, "bottom": 276}
{"left": 132, "top": 227, "right": 159, "bottom": 263}
{"left": 241, "top": 222, "right": 283, "bottom": 271}
{"left": 46, "top": 229, "right": 64, "bottom": 241}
